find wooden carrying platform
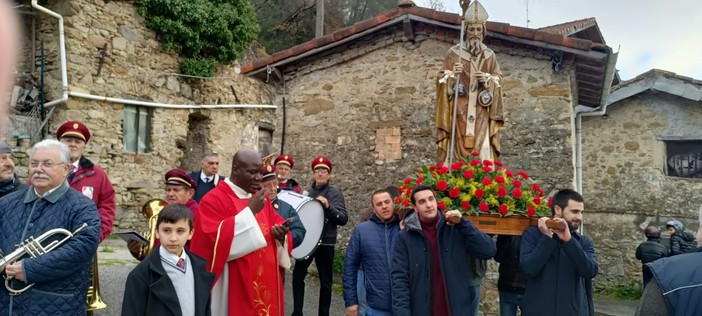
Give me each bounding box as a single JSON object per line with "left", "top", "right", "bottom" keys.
{"left": 463, "top": 214, "right": 539, "bottom": 235}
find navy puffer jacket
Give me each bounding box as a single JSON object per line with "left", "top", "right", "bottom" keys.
{"left": 343, "top": 214, "right": 400, "bottom": 312}
{"left": 0, "top": 181, "right": 101, "bottom": 316}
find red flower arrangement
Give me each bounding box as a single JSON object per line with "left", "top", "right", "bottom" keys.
{"left": 395, "top": 152, "right": 551, "bottom": 218}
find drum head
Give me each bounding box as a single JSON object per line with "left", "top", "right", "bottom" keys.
{"left": 277, "top": 191, "right": 325, "bottom": 260}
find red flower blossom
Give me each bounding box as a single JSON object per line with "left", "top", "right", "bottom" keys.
{"left": 394, "top": 198, "right": 401, "bottom": 204}
{"left": 494, "top": 160, "right": 504, "bottom": 167}
{"left": 451, "top": 162, "right": 463, "bottom": 171}
{"left": 463, "top": 170, "right": 474, "bottom": 179}
{"left": 482, "top": 165, "right": 493, "bottom": 173}
{"left": 527, "top": 206, "right": 536, "bottom": 216}
{"left": 517, "top": 171, "right": 530, "bottom": 180}
{"left": 416, "top": 177, "right": 424, "bottom": 185}
{"left": 534, "top": 196, "right": 541, "bottom": 205}
{"left": 495, "top": 176, "right": 505, "bottom": 184}
{"left": 449, "top": 187, "right": 461, "bottom": 199}
{"left": 461, "top": 201, "right": 471, "bottom": 211}
{"left": 405, "top": 187, "right": 413, "bottom": 196}
{"left": 497, "top": 186, "right": 507, "bottom": 197}
{"left": 532, "top": 183, "right": 544, "bottom": 195}
{"left": 482, "top": 177, "right": 492, "bottom": 186}
{"left": 470, "top": 159, "right": 481, "bottom": 166}
{"left": 437, "top": 201, "right": 446, "bottom": 210}
{"left": 505, "top": 170, "right": 514, "bottom": 178}
{"left": 438, "top": 166, "right": 449, "bottom": 175}
{"left": 512, "top": 188, "right": 522, "bottom": 199}
{"left": 429, "top": 166, "right": 436, "bottom": 171}
{"left": 499, "top": 204, "right": 509, "bottom": 216}
{"left": 483, "top": 160, "right": 493, "bottom": 166}
{"left": 513, "top": 180, "right": 522, "bottom": 188}
{"left": 404, "top": 178, "right": 411, "bottom": 185}
{"left": 437, "top": 180, "right": 448, "bottom": 191}
{"left": 547, "top": 196, "right": 553, "bottom": 208}
{"left": 471, "top": 151, "right": 481, "bottom": 156}
{"left": 403, "top": 199, "right": 410, "bottom": 207}
{"left": 475, "top": 189, "right": 485, "bottom": 199}
{"left": 479, "top": 201, "right": 490, "bottom": 212}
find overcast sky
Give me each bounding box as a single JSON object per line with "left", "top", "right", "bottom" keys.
{"left": 414, "top": 0, "right": 702, "bottom": 81}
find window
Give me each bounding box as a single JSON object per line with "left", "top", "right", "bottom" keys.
{"left": 258, "top": 124, "right": 274, "bottom": 158}
{"left": 665, "top": 140, "right": 702, "bottom": 178}
{"left": 123, "top": 105, "right": 151, "bottom": 153}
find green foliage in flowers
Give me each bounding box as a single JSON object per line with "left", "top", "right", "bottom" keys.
{"left": 396, "top": 153, "right": 551, "bottom": 217}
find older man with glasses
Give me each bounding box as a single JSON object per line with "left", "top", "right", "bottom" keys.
{"left": 0, "top": 139, "right": 101, "bottom": 316}
{"left": 0, "top": 141, "right": 27, "bottom": 198}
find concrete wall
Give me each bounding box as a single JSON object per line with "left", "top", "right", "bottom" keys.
{"left": 582, "top": 91, "right": 702, "bottom": 289}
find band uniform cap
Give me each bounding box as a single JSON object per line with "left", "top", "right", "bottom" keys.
{"left": 310, "top": 156, "right": 332, "bottom": 172}
{"left": 261, "top": 164, "right": 277, "bottom": 182}
{"left": 164, "top": 168, "right": 197, "bottom": 189}
{"left": 0, "top": 141, "right": 12, "bottom": 154}
{"left": 274, "top": 154, "right": 294, "bottom": 168}
{"left": 56, "top": 121, "right": 91, "bottom": 142}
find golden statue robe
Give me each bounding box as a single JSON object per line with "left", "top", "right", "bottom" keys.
{"left": 436, "top": 43, "right": 504, "bottom": 164}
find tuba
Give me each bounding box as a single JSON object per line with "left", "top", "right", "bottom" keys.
{"left": 135, "top": 199, "right": 168, "bottom": 260}
{"left": 1, "top": 223, "right": 88, "bottom": 295}
{"left": 262, "top": 153, "right": 275, "bottom": 165}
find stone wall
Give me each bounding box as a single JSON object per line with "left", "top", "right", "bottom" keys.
{"left": 29, "top": 0, "right": 276, "bottom": 231}
{"left": 582, "top": 91, "right": 702, "bottom": 290}
{"left": 273, "top": 26, "right": 577, "bottom": 247}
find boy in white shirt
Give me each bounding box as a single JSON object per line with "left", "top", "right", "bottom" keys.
{"left": 122, "top": 204, "right": 215, "bottom": 316}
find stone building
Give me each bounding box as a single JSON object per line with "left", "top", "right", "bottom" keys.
{"left": 9, "top": 0, "right": 276, "bottom": 230}
{"left": 582, "top": 69, "right": 702, "bottom": 290}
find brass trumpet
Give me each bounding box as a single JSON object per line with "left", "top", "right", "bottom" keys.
{"left": 1, "top": 223, "right": 88, "bottom": 295}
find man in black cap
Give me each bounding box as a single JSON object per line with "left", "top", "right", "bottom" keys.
{"left": 0, "top": 140, "right": 27, "bottom": 198}
{"left": 261, "top": 163, "right": 306, "bottom": 248}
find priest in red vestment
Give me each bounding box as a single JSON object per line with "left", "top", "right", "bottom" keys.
{"left": 190, "top": 149, "right": 292, "bottom": 316}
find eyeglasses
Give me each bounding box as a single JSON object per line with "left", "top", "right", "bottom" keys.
{"left": 313, "top": 169, "right": 329, "bottom": 174}
{"left": 29, "top": 161, "right": 66, "bottom": 169}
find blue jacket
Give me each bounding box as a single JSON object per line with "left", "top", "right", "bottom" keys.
{"left": 391, "top": 210, "right": 496, "bottom": 316}
{"left": 645, "top": 247, "right": 702, "bottom": 316}
{"left": 0, "top": 181, "right": 101, "bottom": 316}
{"left": 271, "top": 198, "right": 306, "bottom": 248}
{"left": 520, "top": 226, "right": 598, "bottom": 316}
{"left": 343, "top": 214, "right": 400, "bottom": 312}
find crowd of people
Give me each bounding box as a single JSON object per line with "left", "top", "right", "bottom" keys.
{"left": 2, "top": 2, "right": 702, "bottom": 316}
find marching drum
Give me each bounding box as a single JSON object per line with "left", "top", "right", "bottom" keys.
{"left": 277, "top": 190, "right": 325, "bottom": 260}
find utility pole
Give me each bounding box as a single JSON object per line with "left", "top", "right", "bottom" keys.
{"left": 315, "top": 0, "right": 324, "bottom": 38}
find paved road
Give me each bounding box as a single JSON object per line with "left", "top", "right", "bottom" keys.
{"left": 92, "top": 239, "right": 345, "bottom": 316}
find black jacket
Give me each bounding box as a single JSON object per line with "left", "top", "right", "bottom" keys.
{"left": 494, "top": 235, "right": 526, "bottom": 294}
{"left": 308, "top": 182, "right": 347, "bottom": 245}
{"left": 391, "top": 210, "right": 496, "bottom": 316}
{"left": 0, "top": 175, "right": 27, "bottom": 199}
{"left": 520, "top": 227, "right": 598, "bottom": 316}
{"left": 635, "top": 238, "right": 668, "bottom": 264}
{"left": 121, "top": 247, "right": 216, "bottom": 316}
{"left": 188, "top": 171, "right": 226, "bottom": 203}
{"left": 670, "top": 232, "right": 697, "bottom": 256}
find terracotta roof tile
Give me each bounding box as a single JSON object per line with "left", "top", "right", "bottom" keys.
{"left": 537, "top": 18, "right": 597, "bottom": 36}
{"left": 242, "top": 5, "right": 602, "bottom": 74}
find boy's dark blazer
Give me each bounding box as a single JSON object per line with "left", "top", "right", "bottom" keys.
{"left": 121, "top": 247, "right": 216, "bottom": 316}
